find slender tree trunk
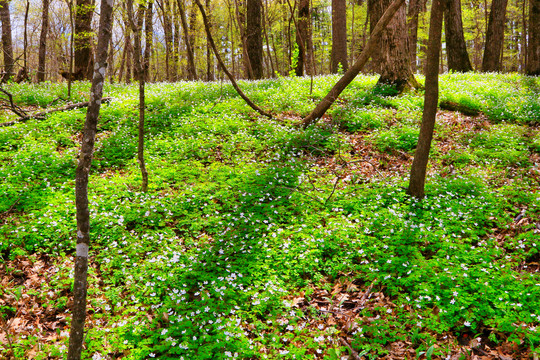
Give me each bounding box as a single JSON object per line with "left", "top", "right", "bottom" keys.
{"left": 74, "top": 0, "right": 95, "bottom": 80}
{"left": 177, "top": 0, "right": 197, "bottom": 80}
{"left": 262, "top": 0, "right": 275, "bottom": 76}
{"left": 526, "top": 0, "right": 539, "bottom": 75}
{"left": 158, "top": 0, "right": 174, "bottom": 81}
{"left": 407, "top": 0, "right": 445, "bottom": 198}
{"left": 67, "top": 0, "right": 114, "bottom": 357}
{"left": 295, "top": 0, "right": 309, "bottom": 76}
{"left": 37, "top": 0, "right": 51, "bottom": 82}
{"left": 23, "top": 0, "right": 29, "bottom": 70}
{"left": 444, "top": 0, "right": 473, "bottom": 72}
{"left": 301, "top": 0, "right": 406, "bottom": 128}
{"left": 407, "top": 0, "right": 426, "bottom": 72}
{"left": 331, "top": 0, "right": 348, "bottom": 72}
{"left": 246, "top": 0, "right": 264, "bottom": 78}
{"left": 482, "top": 0, "right": 509, "bottom": 72}
{"left": 369, "top": 0, "right": 415, "bottom": 92}
{"left": 144, "top": 1, "right": 153, "bottom": 82}
{"left": 67, "top": 0, "right": 74, "bottom": 96}
{"left": 0, "top": 0, "right": 14, "bottom": 82}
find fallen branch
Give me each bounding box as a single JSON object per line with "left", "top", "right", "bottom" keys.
{"left": 339, "top": 338, "right": 362, "bottom": 360}
{"left": 0, "top": 97, "right": 111, "bottom": 127}
{"left": 0, "top": 87, "right": 28, "bottom": 118}
{"left": 300, "top": 0, "right": 406, "bottom": 128}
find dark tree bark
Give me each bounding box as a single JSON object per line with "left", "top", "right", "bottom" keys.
{"left": 369, "top": 0, "right": 414, "bottom": 92}
{"left": 194, "top": 0, "right": 271, "bottom": 117}
{"left": 205, "top": 0, "right": 214, "bottom": 80}
{"left": 23, "top": 0, "right": 29, "bottom": 71}
{"left": 444, "top": 0, "right": 473, "bottom": 72}
{"left": 526, "top": 0, "right": 539, "bottom": 75}
{"left": 295, "top": 0, "right": 310, "bottom": 76}
{"left": 0, "top": 0, "right": 14, "bottom": 82}
{"left": 482, "top": 0, "right": 509, "bottom": 72}
{"left": 67, "top": 0, "right": 114, "bottom": 358}
{"left": 144, "top": 1, "right": 153, "bottom": 82}
{"left": 331, "top": 0, "right": 348, "bottom": 73}
{"left": 66, "top": 0, "right": 74, "bottom": 97}
{"left": 177, "top": 0, "right": 197, "bottom": 80}
{"left": 246, "top": 0, "right": 264, "bottom": 79}
{"left": 74, "top": 0, "right": 95, "bottom": 80}
{"left": 37, "top": 0, "right": 51, "bottom": 82}
{"left": 301, "top": 0, "right": 406, "bottom": 128}
{"left": 407, "top": 0, "right": 446, "bottom": 198}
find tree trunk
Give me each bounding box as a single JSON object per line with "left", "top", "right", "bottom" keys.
{"left": 331, "top": 0, "right": 348, "bottom": 72}
{"left": 74, "top": 0, "right": 95, "bottom": 80}
{"left": 444, "top": 0, "right": 473, "bottom": 72}
{"left": 158, "top": 0, "right": 174, "bottom": 81}
{"left": 482, "top": 0, "right": 509, "bottom": 72}
{"left": 407, "top": 0, "right": 426, "bottom": 72}
{"left": 177, "top": 0, "right": 197, "bottom": 80}
{"left": 37, "top": 0, "right": 51, "bottom": 82}
{"left": 144, "top": 1, "right": 153, "bottom": 82}
{"left": 0, "top": 0, "right": 14, "bottom": 83}
{"left": 369, "top": 0, "right": 414, "bottom": 92}
{"left": 301, "top": 0, "right": 406, "bottom": 128}
{"left": 246, "top": 0, "right": 264, "bottom": 79}
{"left": 526, "top": 0, "right": 539, "bottom": 75}
{"left": 407, "top": 0, "right": 446, "bottom": 198}
{"left": 23, "top": 0, "right": 29, "bottom": 71}
{"left": 67, "top": 0, "right": 114, "bottom": 357}
{"left": 295, "top": 0, "right": 309, "bottom": 76}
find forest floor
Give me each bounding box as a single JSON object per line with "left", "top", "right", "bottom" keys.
{"left": 1, "top": 73, "right": 540, "bottom": 359}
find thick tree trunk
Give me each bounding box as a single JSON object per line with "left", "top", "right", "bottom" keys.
{"left": 369, "top": 0, "right": 414, "bottom": 92}
{"left": 482, "top": 0, "right": 509, "bottom": 72}
{"left": 301, "top": 0, "right": 405, "bottom": 128}
{"left": 0, "top": 0, "right": 14, "bottom": 82}
{"left": 37, "top": 0, "right": 50, "bottom": 82}
{"left": 331, "top": 0, "right": 348, "bottom": 73}
{"left": 177, "top": 0, "right": 197, "bottom": 80}
{"left": 246, "top": 0, "right": 264, "bottom": 79}
{"left": 67, "top": 0, "right": 114, "bottom": 358}
{"left": 526, "top": 0, "right": 540, "bottom": 75}
{"left": 74, "top": 0, "right": 95, "bottom": 80}
{"left": 444, "top": 0, "right": 473, "bottom": 72}
{"left": 407, "top": 0, "right": 446, "bottom": 198}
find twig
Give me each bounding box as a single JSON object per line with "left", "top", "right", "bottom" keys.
{"left": 324, "top": 176, "right": 341, "bottom": 204}
{"left": 0, "top": 87, "right": 28, "bottom": 118}
{"left": 340, "top": 338, "right": 362, "bottom": 360}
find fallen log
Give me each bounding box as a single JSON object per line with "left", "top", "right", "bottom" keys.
{"left": 0, "top": 97, "right": 112, "bottom": 127}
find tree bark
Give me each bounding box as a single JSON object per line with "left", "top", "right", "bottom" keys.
{"left": 331, "top": 0, "right": 348, "bottom": 72}
{"left": 526, "top": 0, "right": 540, "bottom": 75}
{"left": 295, "top": 0, "right": 312, "bottom": 76}
{"left": 444, "top": 0, "right": 473, "bottom": 72}
{"left": 177, "top": 0, "right": 197, "bottom": 80}
{"left": 74, "top": 0, "right": 95, "bottom": 80}
{"left": 482, "top": 0, "right": 509, "bottom": 72}
{"left": 407, "top": 0, "right": 426, "bottom": 72}
{"left": 0, "top": 0, "right": 14, "bottom": 83}
{"left": 301, "top": 0, "right": 405, "bottom": 128}
{"left": 67, "top": 0, "right": 114, "bottom": 357}
{"left": 205, "top": 0, "right": 215, "bottom": 80}
{"left": 37, "top": 0, "right": 51, "bottom": 82}
{"left": 407, "top": 0, "right": 446, "bottom": 198}
{"left": 369, "top": 0, "right": 414, "bottom": 92}
{"left": 247, "top": 0, "right": 264, "bottom": 79}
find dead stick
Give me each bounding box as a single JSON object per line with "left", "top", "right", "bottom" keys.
{"left": 340, "top": 338, "right": 362, "bottom": 360}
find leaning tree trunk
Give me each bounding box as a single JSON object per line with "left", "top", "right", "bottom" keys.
{"left": 0, "top": 0, "right": 14, "bottom": 83}
{"left": 67, "top": 0, "right": 114, "bottom": 358}
{"left": 482, "top": 0, "right": 509, "bottom": 72}
{"left": 74, "top": 0, "right": 95, "bottom": 80}
{"left": 444, "top": 0, "right": 473, "bottom": 72}
{"left": 301, "top": 0, "right": 406, "bottom": 128}
{"left": 331, "top": 0, "right": 348, "bottom": 73}
{"left": 527, "top": 0, "right": 540, "bottom": 75}
{"left": 369, "top": 0, "right": 414, "bottom": 93}
{"left": 37, "top": 0, "right": 50, "bottom": 82}
{"left": 246, "top": 0, "right": 264, "bottom": 79}
{"left": 407, "top": 0, "right": 446, "bottom": 198}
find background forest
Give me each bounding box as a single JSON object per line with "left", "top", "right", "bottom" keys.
{"left": 0, "top": 0, "right": 538, "bottom": 83}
